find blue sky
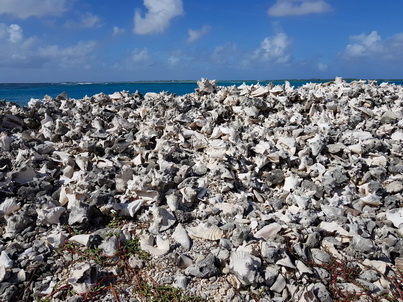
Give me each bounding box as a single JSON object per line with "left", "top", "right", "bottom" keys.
{"left": 0, "top": 0, "right": 402, "bottom": 82}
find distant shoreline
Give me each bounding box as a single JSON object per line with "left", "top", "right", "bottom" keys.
{"left": 1, "top": 78, "right": 403, "bottom": 85}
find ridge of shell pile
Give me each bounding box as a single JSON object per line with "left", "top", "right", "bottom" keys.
{"left": 0, "top": 77, "right": 402, "bottom": 301}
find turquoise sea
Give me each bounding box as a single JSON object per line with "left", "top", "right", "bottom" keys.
{"left": 1, "top": 79, "right": 403, "bottom": 106}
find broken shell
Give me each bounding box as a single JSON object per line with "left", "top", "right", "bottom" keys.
{"left": 254, "top": 223, "right": 282, "bottom": 240}
{"left": 0, "top": 198, "right": 20, "bottom": 216}
{"left": 172, "top": 223, "right": 191, "bottom": 250}
{"left": 139, "top": 234, "right": 170, "bottom": 256}
{"left": 229, "top": 250, "right": 262, "bottom": 285}
{"left": 69, "top": 234, "right": 93, "bottom": 247}
{"left": 187, "top": 223, "right": 224, "bottom": 240}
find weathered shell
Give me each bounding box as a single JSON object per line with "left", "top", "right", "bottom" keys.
{"left": 172, "top": 223, "right": 191, "bottom": 250}
{"left": 139, "top": 234, "right": 170, "bottom": 257}
{"left": 113, "top": 200, "right": 144, "bottom": 218}
{"left": 175, "top": 254, "right": 193, "bottom": 269}
{"left": 254, "top": 223, "right": 282, "bottom": 240}
{"left": 386, "top": 208, "right": 403, "bottom": 228}
{"left": 283, "top": 174, "right": 302, "bottom": 192}
{"left": 0, "top": 133, "right": 12, "bottom": 151}
{"left": 12, "top": 166, "right": 37, "bottom": 184}
{"left": 229, "top": 250, "right": 262, "bottom": 285}
{"left": 37, "top": 206, "right": 66, "bottom": 224}
{"left": 47, "top": 231, "right": 68, "bottom": 249}
{"left": 69, "top": 234, "right": 93, "bottom": 247}
{"left": 0, "top": 251, "right": 13, "bottom": 269}
{"left": 187, "top": 223, "right": 224, "bottom": 241}
{"left": 395, "top": 257, "right": 403, "bottom": 272}
{"left": 68, "top": 263, "right": 98, "bottom": 294}
{"left": 0, "top": 198, "right": 20, "bottom": 216}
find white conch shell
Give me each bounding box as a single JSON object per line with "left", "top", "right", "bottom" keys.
{"left": 251, "top": 85, "right": 270, "bottom": 97}
{"left": 139, "top": 234, "right": 170, "bottom": 256}
{"left": 254, "top": 223, "right": 281, "bottom": 240}
{"left": 0, "top": 198, "right": 20, "bottom": 216}
{"left": 69, "top": 234, "right": 93, "bottom": 246}
{"left": 386, "top": 208, "right": 403, "bottom": 228}
{"left": 172, "top": 223, "right": 191, "bottom": 250}
{"left": 0, "top": 251, "right": 14, "bottom": 269}
{"left": 68, "top": 263, "right": 98, "bottom": 294}
{"left": 307, "top": 134, "right": 324, "bottom": 157}
{"left": 229, "top": 250, "right": 262, "bottom": 285}
{"left": 276, "top": 255, "right": 296, "bottom": 269}
{"left": 37, "top": 205, "right": 66, "bottom": 224}
{"left": 47, "top": 231, "right": 68, "bottom": 249}
{"left": 283, "top": 174, "right": 302, "bottom": 192}
{"left": 187, "top": 223, "right": 223, "bottom": 240}
{"left": 12, "top": 166, "right": 37, "bottom": 184}
{"left": 391, "top": 130, "right": 403, "bottom": 141}
{"left": 113, "top": 200, "right": 144, "bottom": 217}
{"left": 75, "top": 153, "right": 89, "bottom": 171}
{"left": 0, "top": 133, "right": 12, "bottom": 151}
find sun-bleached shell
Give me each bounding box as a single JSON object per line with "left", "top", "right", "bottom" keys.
{"left": 139, "top": 234, "right": 170, "bottom": 257}
{"left": 172, "top": 223, "right": 191, "bottom": 250}
{"left": 229, "top": 250, "right": 262, "bottom": 285}
{"left": 187, "top": 223, "right": 224, "bottom": 241}
{"left": 69, "top": 234, "right": 93, "bottom": 247}
{"left": 0, "top": 198, "right": 20, "bottom": 216}
{"left": 254, "top": 223, "right": 282, "bottom": 240}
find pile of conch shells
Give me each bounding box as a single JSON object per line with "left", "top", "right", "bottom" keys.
{"left": 0, "top": 77, "right": 402, "bottom": 301}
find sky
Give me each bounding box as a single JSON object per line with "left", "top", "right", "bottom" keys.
{"left": 0, "top": 0, "right": 402, "bottom": 82}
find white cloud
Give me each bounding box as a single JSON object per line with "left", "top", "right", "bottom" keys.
{"left": 168, "top": 55, "right": 180, "bottom": 65}
{"left": 318, "top": 63, "right": 327, "bottom": 71}
{"left": 131, "top": 48, "right": 150, "bottom": 62}
{"left": 344, "top": 31, "right": 403, "bottom": 62}
{"left": 38, "top": 41, "right": 97, "bottom": 67}
{"left": 113, "top": 26, "right": 126, "bottom": 36}
{"left": 0, "top": 0, "right": 69, "bottom": 19}
{"left": 252, "top": 32, "right": 292, "bottom": 63}
{"left": 0, "top": 23, "right": 22, "bottom": 43}
{"left": 345, "top": 31, "right": 384, "bottom": 57}
{"left": 64, "top": 13, "right": 102, "bottom": 29}
{"left": 268, "top": 0, "right": 332, "bottom": 17}
{"left": 187, "top": 25, "right": 211, "bottom": 43}
{"left": 7, "top": 24, "right": 23, "bottom": 43}
{"left": 0, "top": 23, "right": 97, "bottom": 69}
{"left": 134, "top": 0, "right": 184, "bottom": 35}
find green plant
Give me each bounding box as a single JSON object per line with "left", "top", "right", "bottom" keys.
{"left": 307, "top": 248, "right": 403, "bottom": 302}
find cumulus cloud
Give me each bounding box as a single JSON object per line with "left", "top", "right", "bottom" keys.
{"left": 344, "top": 31, "right": 403, "bottom": 62}
{"left": 0, "top": 23, "right": 97, "bottom": 69}
{"left": 64, "top": 13, "right": 102, "bottom": 29}
{"left": 168, "top": 55, "right": 180, "bottom": 65}
{"left": 7, "top": 24, "right": 23, "bottom": 43}
{"left": 187, "top": 25, "right": 211, "bottom": 43}
{"left": 38, "top": 41, "right": 97, "bottom": 67}
{"left": 113, "top": 26, "right": 126, "bottom": 36}
{"left": 134, "top": 0, "right": 184, "bottom": 35}
{"left": 317, "top": 63, "right": 328, "bottom": 71}
{"left": 252, "top": 32, "right": 292, "bottom": 63}
{"left": 131, "top": 48, "right": 150, "bottom": 62}
{"left": 268, "top": 0, "right": 332, "bottom": 17}
{"left": 0, "top": 23, "right": 22, "bottom": 43}
{"left": 0, "top": 0, "right": 69, "bottom": 19}
{"left": 345, "top": 31, "right": 384, "bottom": 57}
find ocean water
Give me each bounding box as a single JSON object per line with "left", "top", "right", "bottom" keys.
{"left": 1, "top": 79, "right": 402, "bottom": 107}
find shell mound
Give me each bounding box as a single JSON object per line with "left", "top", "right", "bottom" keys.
{"left": 0, "top": 78, "right": 402, "bottom": 301}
